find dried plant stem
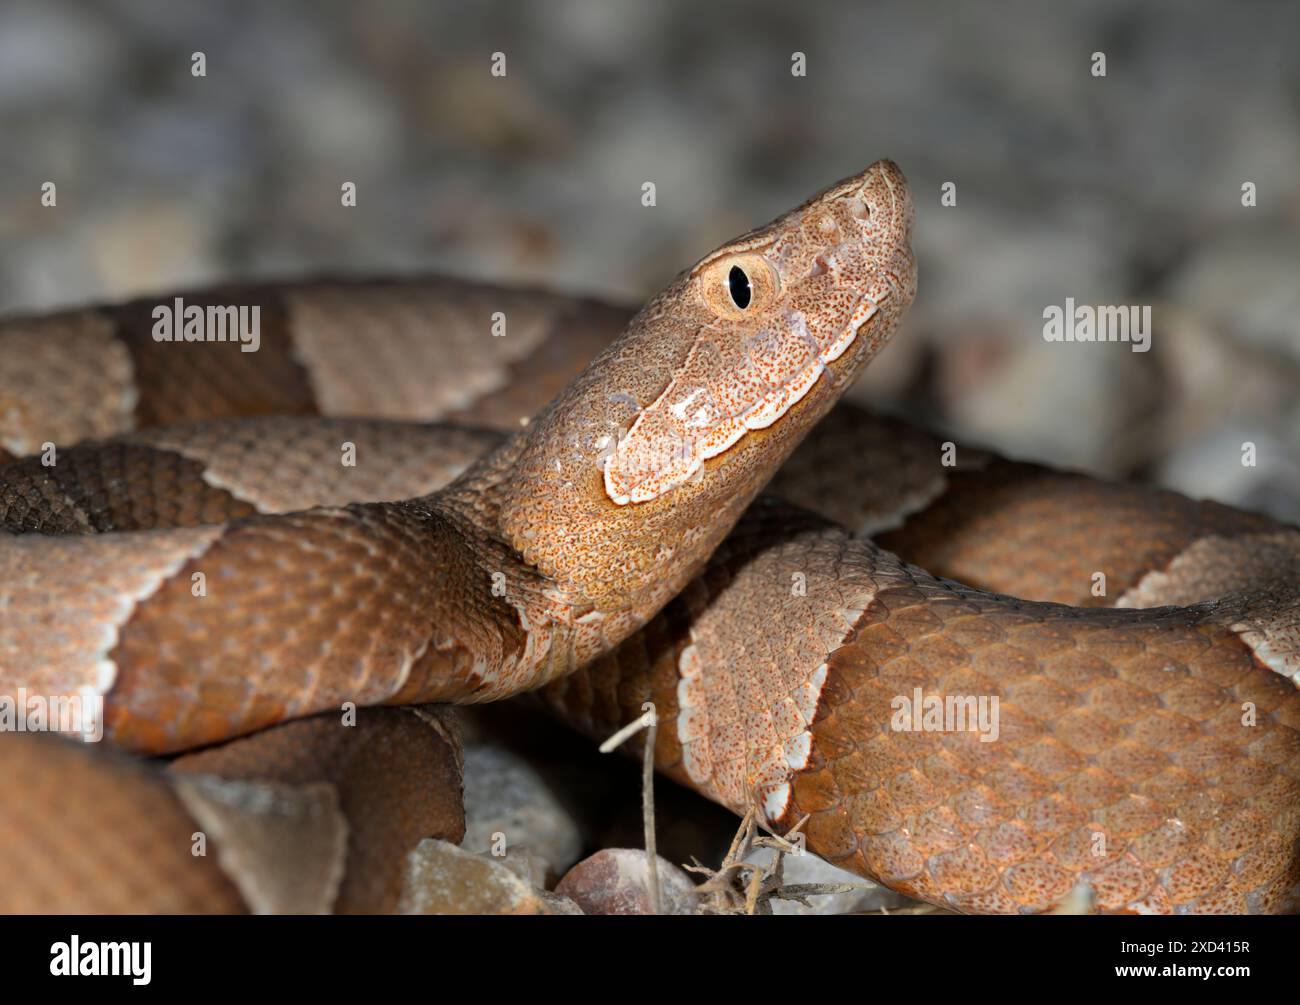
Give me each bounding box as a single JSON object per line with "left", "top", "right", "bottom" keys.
{"left": 600, "top": 702, "right": 661, "bottom": 915}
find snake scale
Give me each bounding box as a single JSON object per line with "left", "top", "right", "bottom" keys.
{"left": 0, "top": 161, "right": 1297, "bottom": 915}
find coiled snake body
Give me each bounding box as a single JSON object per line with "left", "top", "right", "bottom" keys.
{"left": 1, "top": 161, "right": 1297, "bottom": 914}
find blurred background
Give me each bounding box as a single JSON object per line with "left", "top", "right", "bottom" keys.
{"left": 1, "top": 0, "right": 1297, "bottom": 519}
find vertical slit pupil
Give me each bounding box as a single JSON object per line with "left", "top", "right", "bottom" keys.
{"left": 728, "top": 265, "right": 752, "bottom": 309}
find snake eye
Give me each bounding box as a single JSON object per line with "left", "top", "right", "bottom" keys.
{"left": 727, "top": 266, "right": 752, "bottom": 310}
{"left": 699, "top": 253, "right": 778, "bottom": 319}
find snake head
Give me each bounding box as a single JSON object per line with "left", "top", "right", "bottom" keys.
{"left": 603, "top": 159, "right": 917, "bottom": 505}
{"left": 501, "top": 160, "right": 916, "bottom": 612}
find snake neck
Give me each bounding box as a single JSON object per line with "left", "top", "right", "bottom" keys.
{"left": 390, "top": 433, "right": 648, "bottom": 703}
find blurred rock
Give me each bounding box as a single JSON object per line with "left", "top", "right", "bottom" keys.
{"left": 397, "top": 839, "right": 582, "bottom": 915}
{"left": 917, "top": 205, "right": 1132, "bottom": 339}
{"left": 936, "top": 330, "right": 1160, "bottom": 476}
{"left": 1167, "top": 228, "right": 1300, "bottom": 361}
{"left": 460, "top": 741, "right": 583, "bottom": 883}
{"left": 555, "top": 848, "right": 698, "bottom": 915}
{"left": 491, "top": 846, "right": 552, "bottom": 889}
{"left": 0, "top": 3, "right": 119, "bottom": 106}
{"left": 1158, "top": 424, "right": 1300, "bottom": 525}
{"left": 462, "top": 701, "right": 742, "bottom": 880}
{"left": 742, "top": 847, "right": 918, "bottom": 915}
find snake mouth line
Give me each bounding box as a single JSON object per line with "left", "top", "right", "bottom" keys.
{"left": 603, "top": 286, "right": 891, "bottom": 505}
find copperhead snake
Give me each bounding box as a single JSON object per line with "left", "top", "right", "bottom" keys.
{"left": 1, "top": 160, "right": 1297, "bottom": 915}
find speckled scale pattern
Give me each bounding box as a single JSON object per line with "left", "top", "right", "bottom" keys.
{"left": 126, "top": 417, "right": 505, "bottom": 515}
{"left": 104, "top": 502, "right": 485, "bottom": 752}
{"left": 0, "top": 441, "right": 258, "bottom": 533}
{"left": 795, "top": 569, "right": 1300, "bottom": 914}
{"left": 768, "top": 404, "right": 959, "bottom": 534}
{"left": 877, "top": 458, "right": 1280, "bottom": 607}
{"left": 282, "top": 281, "right": 632, "bottom": 427}
{"left": 0, "top": 523, "right": 224, "bottom": 705}
{"left": 542, "top": 502, "right": 1300, "bottom": 914}
{"left": 0, "top": 310, "right": 136, "bottom": 460}
{"left": 0, "top": 418, "right": 506, "bottom": 535}
{"left": 110, "top": 286, "right": 316, "bottom": 429}
{"left": 0, "top": 278, "right": 631, "bottom": 461}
